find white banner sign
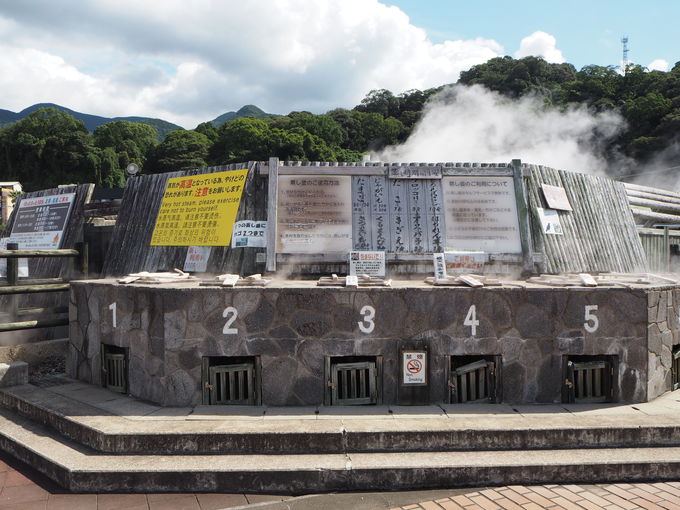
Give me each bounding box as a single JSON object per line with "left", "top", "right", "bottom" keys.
{"left": 231, "top": 220, "right": 267, "bottom": 248}
{"left": 433, "top": 253, "right": 447, "bottom": 280}
{"left": 183, "top": 246, "right": 212, "bottom": 272}
{"left": 445, "top": 251, "right": 486, "bottom": 273}
{"left": 402, "top": 351, "right": 427, "bottom": 385}
{"left": 348, "top": 251, "right": 386, "bottom": 277}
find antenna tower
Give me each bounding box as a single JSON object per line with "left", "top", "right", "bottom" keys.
{"left": 621, "top": 36, "right": 629, "bottom": 73}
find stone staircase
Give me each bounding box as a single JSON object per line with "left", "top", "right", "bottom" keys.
{"left": 1, "top": 376, "right": 680, "bottom": 493}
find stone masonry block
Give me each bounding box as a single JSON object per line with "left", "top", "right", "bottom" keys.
{"left": 0, "top": 362, "right": 28, "bottom": 387}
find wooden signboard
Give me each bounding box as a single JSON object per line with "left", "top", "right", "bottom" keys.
{"left": 442, "top": 176, "right": 522, "bottom": 253}
{"left": 277, "top": 175, "right": 352, "bottom": 253}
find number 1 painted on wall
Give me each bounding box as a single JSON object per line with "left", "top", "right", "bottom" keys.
{"left": 108, "top": 302, "right": 117, "bottom": 328}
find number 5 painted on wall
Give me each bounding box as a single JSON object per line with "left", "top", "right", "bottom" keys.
{"left": 584, "top": 305, "right": 599, "bottom": 333}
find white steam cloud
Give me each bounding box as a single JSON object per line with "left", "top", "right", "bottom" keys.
{"left": 376, "top": 84, "right": 626, "bottom": 174}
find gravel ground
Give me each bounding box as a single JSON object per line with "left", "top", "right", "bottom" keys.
{"left": 28, "top": 356, "right": 65, "bottom": 380}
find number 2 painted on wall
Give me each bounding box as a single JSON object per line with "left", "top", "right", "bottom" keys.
{"left": 108, "top": 302, "right": 116, "bottom": 328}
{"left": 222, "top": 306, "right": 238, "bottom": 335}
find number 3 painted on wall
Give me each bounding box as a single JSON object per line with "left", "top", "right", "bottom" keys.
{"left": 358, "top": 305, "right": 375, "bottom": 334}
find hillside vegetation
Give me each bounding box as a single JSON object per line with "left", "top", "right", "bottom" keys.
{"left": 1, "top": 57, "right": 679, "bottom": 191}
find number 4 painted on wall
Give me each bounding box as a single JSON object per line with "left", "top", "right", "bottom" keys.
{"left": 464, "top": 305, "right": 479, "bottom": 336}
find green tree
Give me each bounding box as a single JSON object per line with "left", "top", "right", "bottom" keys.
{"left": 148, "top": 130, "right": 211, "bottom": 173}
{"left": 93, "top": 120, "right": 158, "bottom": 172}
{"left": 0, "top": 107, "right": 98, "bottom": 190}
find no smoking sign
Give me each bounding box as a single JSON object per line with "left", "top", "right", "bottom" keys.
{"left": 402, "top": 351, "right": 427, "bottom": 385}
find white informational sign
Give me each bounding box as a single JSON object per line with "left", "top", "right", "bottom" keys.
{"left": 0, "top": 238, "right": 28, "bottom": 277}
{"left": 8, "top": 193, "right": 75, "bottom": 249}
{"left": 537, "top": 208, "right": 564, "bottom": 235}
{"left": 277, "top": 175, "right": 352, "bottom": 253}
{"left": 433, "top": 253, "right": 447, "bottom": 280}
{"left": 348, "top": 251, "right": 386, "bottom": 277}
{"left": 231, "top": 220, "right": 267, "bottom": 248}
{"left": 541, "top": 184, "right": 573, "bottom": 211}
{"left": 402, "top": 351, "right": 427, "bottom": 385}
{"left": 444, "top": 251, "right": 486, "bottom": 273}
{"left": 183, "top": 246, "right": 212, "bottom": 272}
{"left": 442, "top": 176, "right": 521, "bottom": 253}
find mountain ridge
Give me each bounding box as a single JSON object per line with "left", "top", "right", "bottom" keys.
{"left": 0, "top": 103, "right": 278, "bottom": 138}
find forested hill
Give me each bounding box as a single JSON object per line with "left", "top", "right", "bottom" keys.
{"left": 1, "top": 56, "right": 680, "bottom": 192}
{"left": 0, "top": 103, "right": 183, "bottom": 139}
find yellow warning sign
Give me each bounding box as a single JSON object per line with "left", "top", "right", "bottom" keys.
{"left": 150, "top": 169, "right": 249, "bottom": 246}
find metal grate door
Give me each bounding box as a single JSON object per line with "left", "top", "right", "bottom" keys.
{"left": 208, "top": 363, "right": 255, "bottom": 405}
{"left": 673, "top": 349, "right": 680, "bottom": 391}
{"left": 449, "top": 359, "right": 495, "bottom": 403}
{"left": 103, "top": 352, "right": 127, "bottom": 393}
{"left": 566, "top": 360, "right": 613, "bottom": 403}
{"left": 331, "top": 361, "right": 377, "bottom": 405}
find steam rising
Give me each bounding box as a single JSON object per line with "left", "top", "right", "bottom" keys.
{"left": 376, "top": 84, "right": 626, "bottom": 174}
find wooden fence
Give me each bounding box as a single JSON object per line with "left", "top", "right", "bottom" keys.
{"left": 0, "top": 242, "right": 85, "bottom": 332}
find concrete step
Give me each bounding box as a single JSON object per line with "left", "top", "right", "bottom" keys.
{"left": 3, "top": 381, "right": 680, "bottom": 455}
{"left": 3, "top": 404, "right": 680, "bottom": 493}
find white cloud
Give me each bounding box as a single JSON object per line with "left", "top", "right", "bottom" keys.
{"left": 648, "top": 59, "right": 669, "bottom": 72}
{"left": 0, "top": 0, "right": 506, "bottom": 127}
{"left": 377, "top": 84, "right": 625, "bottom": 174}
{"left": 514, "top": 31, "right": 565, "bottom": 63}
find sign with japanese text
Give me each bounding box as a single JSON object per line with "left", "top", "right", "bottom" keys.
{"left": 442, "top": 176, "right": 521, "bottom": 253}
{"left": 348, "top": 250, "right": 386, "bottom": 277}
{"left": 402, "top": 350, "right": 427, "bottom": 385}
{"left": 277, "top": 175, "right": 352, "bottom": 253}
{"left": 444, "top": 251, "right": 486, "bottom": 273}
{"left": 231, "top": 220, "right": 267, "bottom": 248}
{"left": 183, "top": 246, "right": 212, "bottom": 272}
{"left": 537, "top": 207, "right": 564, "bottom": 235}
{"left": 9, "top": 193, "right": 75, "bottom": 249}
{"left": 150, "top": 169, "right": 248, "bottom": 246}
{"left": 433, "top": 253, "right": 447, "bottom": 280}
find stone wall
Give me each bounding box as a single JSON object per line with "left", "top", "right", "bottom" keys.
{"left": 647, "top": 288, "right": 680, "bottom": 399}
{"left": 68, "top": 281, "right": 667, "bottom": 407}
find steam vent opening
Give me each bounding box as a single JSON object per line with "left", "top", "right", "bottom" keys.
{"left": 53, "top": 158, "right": 680, "bottom": 408}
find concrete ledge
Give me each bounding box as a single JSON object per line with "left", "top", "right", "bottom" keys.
{"left": 3, "top": 405, "right": 680, "bottom": 493}
{"left": 4, "top": 382, "right": 680, "bottom": 455}
{"left": 0, "top": 362, "right": 28, "bottom": 387}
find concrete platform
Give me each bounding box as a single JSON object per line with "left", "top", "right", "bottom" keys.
{"left": 3, "top": 376, "right": 680, "bottom": 492}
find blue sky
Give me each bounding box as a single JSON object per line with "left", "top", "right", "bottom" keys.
{"left": 0, "top": 1, "right": 677, "bottom": 128}
{"left": 389, "top": 0, "right": 677, "bottom": 71}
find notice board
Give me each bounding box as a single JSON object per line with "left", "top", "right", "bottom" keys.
{"left": 276, "top": 175, "right": 352, "bottom": 253}
{"left": 9, "top": 192, "right": 75, "bottom": 249}
{"left": 150, "top": 169, "right": 248, "bottom": 246}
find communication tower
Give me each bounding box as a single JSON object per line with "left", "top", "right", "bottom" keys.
{"left": 621, "top": 36, "right": 629, "bottom": 73}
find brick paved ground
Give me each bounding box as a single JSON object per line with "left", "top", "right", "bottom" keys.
{"left": 392, "top": 483, "right": 680, "bottom": 510}
{"left": 5, "top": 447, "right": 680, "bottom": 510}
{"left": 0, "top": 451, "right": 291, "bottom": 509}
